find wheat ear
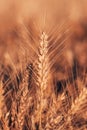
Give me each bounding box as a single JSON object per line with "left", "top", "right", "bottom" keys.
{"left": 0, "top": 80, "right": 9, "bottom": 130}
{"left": 0, "top": 80, "right": 4, "bottom": 118}
{"left": 70, "top": 86, "right": 87, "bottom": 114}
{"left": 17, "top": 67, "right": 30, "bottom": 130}
{"left": 36, "top": 32, "right": 51, "bottom": 129}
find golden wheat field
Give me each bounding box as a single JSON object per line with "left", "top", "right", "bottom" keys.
{"left": 0, "top": 0, "right": 87, "bottom": 130}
